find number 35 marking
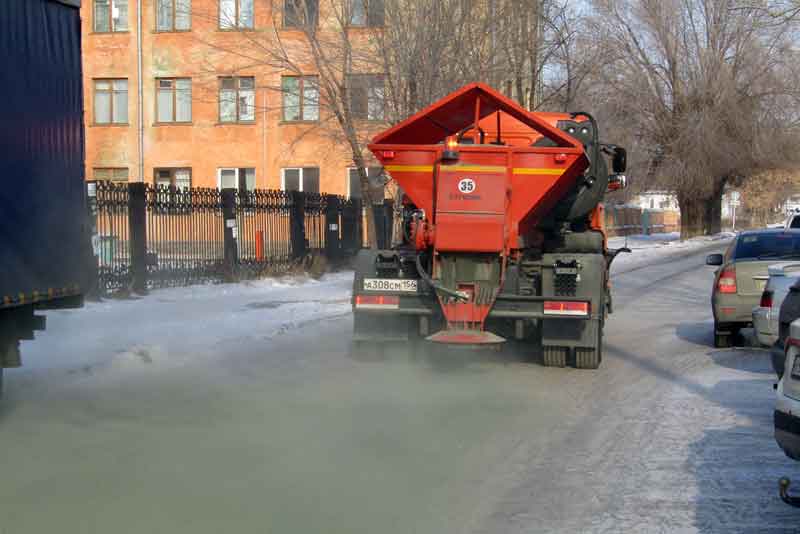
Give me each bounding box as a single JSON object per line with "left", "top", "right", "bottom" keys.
{"left": 458, "top": 178, "right": 476, "bottom": 193}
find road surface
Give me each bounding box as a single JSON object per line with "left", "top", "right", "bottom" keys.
{"left": 1, "top": 242, "right": 798, "bottom": 533}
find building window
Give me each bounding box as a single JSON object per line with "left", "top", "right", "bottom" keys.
{"left": 156, "top": 78, "right": 192, "bottom": 123}
{"left": 284, "top": 0, "right": 319, "bottom": 28}
{"left": 282, "top": 76, "right": 319, "bottom": 122}
{"left": 157, "top": 0, "right": 191, "bottom": 31}
{"left": 348, "top": 0, "right": 384, "bottom": 27}
{"left": 155, "top": 168, "right": 192, "bottom": 189}
{"left": 347, "top": 167, "right": 384, "bottom": 199}
{"left": 282, "top": 167, "right": 320, "bottom": 193}
{"left": 94, "top": 0, "right": 129, "bottom": 32}
{"left": 219, "top": 77, "right": 255, "bottom": 123}
{"left": 218, "top": 168, "right": 256, "bottom": 191}
{"left": 347, "top": 74, "right": 384, "bottom": 120}
{"left": 219, "top": 0, "right": 254, "bottom": 29}
{"left": 94, "top": 79, "right": 128, "bottom": 124}
{"left": 93, "top": 168, "right": 129, "bottom": 182}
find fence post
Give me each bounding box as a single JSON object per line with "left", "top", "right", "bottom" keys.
{"left": 290, "top": 190, "right": 307, "bottom": 260}
{"left": 128, "top": 182, "right": 147, "bottom": 294}
{"left": 221, "top": 188, "right": 238, "bottom": 283}
{"left": 325, "top": 195, "right": 341, "bottom": 262}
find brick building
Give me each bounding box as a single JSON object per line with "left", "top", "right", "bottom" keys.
{"left": 82, "top": 0, "right": 386, "bottom": 197}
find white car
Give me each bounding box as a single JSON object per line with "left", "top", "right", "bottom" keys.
{"left": 785, "top": 213, "right": 800, "bottom": 230}
{"left": 753, "top": 262, "right": 800, "bottom": 347}
{"left": 775, "top": 318, "right": 800, "bottom": 461}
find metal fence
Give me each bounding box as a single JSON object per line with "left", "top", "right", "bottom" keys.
{"left": 89, "top": 182, "right": 369, "bottom": 296}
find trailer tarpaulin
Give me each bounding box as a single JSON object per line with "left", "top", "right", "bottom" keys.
{"left": 0, "top": 0, "right": 87, "bottom": 303}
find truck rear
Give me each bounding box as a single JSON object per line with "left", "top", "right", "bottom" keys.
{"left": 0, "top": 0, "right": 89, "bottom": 392}
{"left": 351, "top": 84, "right": 627, "bottom": 368}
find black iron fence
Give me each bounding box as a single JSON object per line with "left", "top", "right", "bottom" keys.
{"left": 88, "top": 181, "right": 374, "bottom": 296}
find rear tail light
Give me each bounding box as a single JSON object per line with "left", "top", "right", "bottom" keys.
{"left": 717, "top": 265, "right": 737, "bottom": 294}
{"left": 355, "top": 295, "right": 400, "bottom": 309}
{"left": 760, "top": 290, "right": 774, "bottom": 308}
{"left": 543, "top": 300, "right": 590, "bottom": 316}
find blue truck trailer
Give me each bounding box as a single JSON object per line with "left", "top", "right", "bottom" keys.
{"left": 0, "top": 0, "right": 89, "bottom": 393}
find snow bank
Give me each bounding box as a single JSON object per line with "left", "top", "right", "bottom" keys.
{"left": 19, "top": 271, "right": 355, "bottom": 375}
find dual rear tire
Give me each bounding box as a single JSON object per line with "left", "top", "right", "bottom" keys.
{"left": 542, "top": 324, "right": 603, "bottom": 369}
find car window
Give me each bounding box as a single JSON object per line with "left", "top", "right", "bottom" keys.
{"left": 734, "top": 233, "right": 800, "bottom": 260}
{"left": 791, "top": 216, "right": 800, "bottom": 229}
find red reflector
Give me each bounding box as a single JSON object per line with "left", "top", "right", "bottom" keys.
{"left": 355, "top": 295, "right": 399, "bottom": 309}
{"left": 382, "top": 150, "right": 396, "bottom": 160}
{"left": 718, "top": 266, "right": 737, "bottom": 294}
{"left": 760, "top": 290, "right": 773, "bottom": 308}
{"left": 543, "top": 301, "right": 590, "bottom": 316}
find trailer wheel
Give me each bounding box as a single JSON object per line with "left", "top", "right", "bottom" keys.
{"left": 542, "top": 346, "right": 568, "bottom": 367}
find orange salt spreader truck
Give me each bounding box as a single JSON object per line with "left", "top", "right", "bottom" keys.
{"left": 351, "top": 83, "right": 628, "bottom": 368}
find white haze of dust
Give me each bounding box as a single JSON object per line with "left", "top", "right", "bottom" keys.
{"left": 18, "top": 271, "right": 354, "bottom": 378}
{"left": 19, "top": 232, "right": 729, "bottom": 381}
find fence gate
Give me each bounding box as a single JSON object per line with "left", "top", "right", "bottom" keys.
{"left": 88, "top": 181, "right": 367, "bottom": 296}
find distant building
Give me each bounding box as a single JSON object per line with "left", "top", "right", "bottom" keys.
{"left": 783, "top": 193, "right": 800, "bottom": 215}
{"left": 81, "top": 0, "right": 387, "bottom": 197}
{"left": 631, "top": 191, "right": 679, "bottom": 211}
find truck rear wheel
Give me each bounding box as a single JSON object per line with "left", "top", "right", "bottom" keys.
{"left": 543, "top": 346, "right": 567, "bottom": 367}
{"left": 575, "top": 346, "right": 600, "bottom": 369}
{"left": 575, "top": 324, "right": 603, "bottom": 369}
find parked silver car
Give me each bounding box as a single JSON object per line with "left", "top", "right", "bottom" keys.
{"left": 753, "top": 262, "right": 800, "bottom": 347}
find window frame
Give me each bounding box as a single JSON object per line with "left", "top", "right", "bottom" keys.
{"left": 93, "top": 0, "right": 129, "bottom": 33}
{"left": 93, "top": 78, "right": 129, "bottom": 125}
{"left": 347, "top": 0, "right": 384, "bottom": 28}
{"left": 346, "top": 166, "right": 384, "bottom": 200}
{"left": 93, "top": 167, "right": 129, "bottom": 182}
{"left": 218, "top": 0, "right": 255, "bottom": 30}
{"left": 218, "top": 76, "right": 256, "bottom": 124}
{"left": 283, "top": 0, "right": 319, "bottom": 29}
{"left": 346, "top": 74, "right": 385, "bottom": 121}
{"left": 281, "top": 167, "right": 320, "bottom": 193}
{"left": 155, "top": 77, "right": 192, "bottom": 124}
{"left": 281, "top": 75, "right": 320, "bottom": 122}
{"left": 154, "top": 167, "right": 192, "bottom": 189}
{"left": 217, "top": 168, "right": 256, "bottom": 191}
{"left": 156, "top": 0, "right": 192, "bottom": 32}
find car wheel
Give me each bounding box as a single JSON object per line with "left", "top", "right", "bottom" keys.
{"left": 714, "top": 322, "right": 732, "bottom": 348}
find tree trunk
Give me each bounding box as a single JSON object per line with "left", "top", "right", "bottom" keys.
{"left": 704, "top": 180, "right": 725, "bottom": 235}
{"left": 678, "top": 195, "right": 706, "bottom": 239}
{"left": 351, "top": 152, "right": 379, "bottom": 250}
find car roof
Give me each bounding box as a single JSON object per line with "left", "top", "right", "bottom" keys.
{"left": 739, "top": 228, "right": 800, "bottom": 237}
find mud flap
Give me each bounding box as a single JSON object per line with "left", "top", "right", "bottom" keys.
{"left": 352, "top": 312, "right": 410, "bottom": 343}
{"left": 541, "top": 317, "right": 600, "bottom": 349}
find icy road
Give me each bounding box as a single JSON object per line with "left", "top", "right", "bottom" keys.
{"left": 2, "top": 237, "right": 799, "bottom": 533}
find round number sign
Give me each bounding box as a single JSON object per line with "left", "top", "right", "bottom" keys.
{"left": 458, "top": 178, "right": 476, "bottom": 193}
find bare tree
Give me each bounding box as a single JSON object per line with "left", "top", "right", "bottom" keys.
{"left": 580, "top": 0, "right": 800, "bottom": 238}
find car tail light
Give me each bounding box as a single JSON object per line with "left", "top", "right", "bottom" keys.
{"left": 543, "top": 300, "right": 590, "bottom": 316}
{"left": 355, "top": 295, "right": 400, "bottom": 309}
{"left": 717, "top": 265, "right": 737, "bottom": 294}
{"left": 760, "top": 290, "right": 774, "bottom": 308}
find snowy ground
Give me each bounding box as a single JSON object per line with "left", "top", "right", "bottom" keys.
{"left": 609, "top": 231, "right": 736, "bottom": 273}
{"left": 4, "top": 233, "right": 798, "bottom": 534}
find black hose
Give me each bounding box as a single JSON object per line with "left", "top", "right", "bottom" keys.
{"left": 415, "top": 253, "right": 467, "bottom": 301}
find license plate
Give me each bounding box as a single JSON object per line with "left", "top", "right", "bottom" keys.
{"left": 363, "top": 278, "right": 418, "bottom": 292}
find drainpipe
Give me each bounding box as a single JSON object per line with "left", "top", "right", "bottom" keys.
{"left": 137, "top": 0, "right": 144, "bottom": 182}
